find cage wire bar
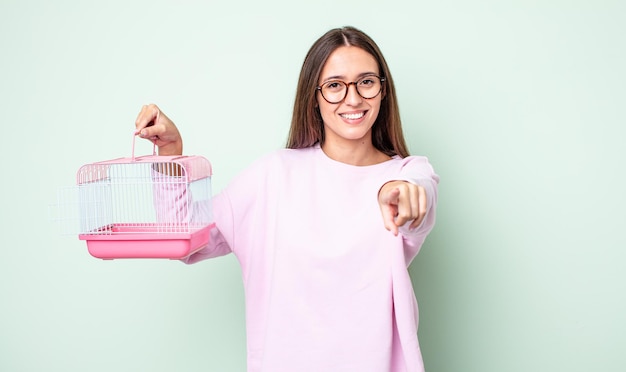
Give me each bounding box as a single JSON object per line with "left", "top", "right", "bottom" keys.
{"left": 74, "top": 156, "right": 212, "bottom": 236}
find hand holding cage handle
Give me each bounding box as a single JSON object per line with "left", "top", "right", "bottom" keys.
{"left": 132, "top": 129, "right": 185, "bottom": 177}
{"left": 134, "top": 104, "right": 184, "bottom": 157}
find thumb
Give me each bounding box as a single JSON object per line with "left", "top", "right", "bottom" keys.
{"left": 379, "top": 187, "right": 401, "bottom": 235}
{"left": 137, "top": 121, "right": 157, "bottom": 139}
{"left": 380, "top": 186, "right": 400, "bottom": 206}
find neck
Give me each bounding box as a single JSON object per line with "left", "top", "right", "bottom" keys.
{"left": 321, "top": 139, "right": 390, "bottom": 166}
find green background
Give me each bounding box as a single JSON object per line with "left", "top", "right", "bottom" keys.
{"left": 1, "top": 0, "right": 624, "bottom": 371}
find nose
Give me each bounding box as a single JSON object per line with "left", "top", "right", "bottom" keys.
{"left": 344, "top": 82, "right": 363, "bottom": 106}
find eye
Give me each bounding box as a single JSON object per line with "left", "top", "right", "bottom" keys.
{"left": 324, "top": 81, "right": 344, "bottom": 92}
{"left": 359, "top": 78, "right": 375, "bottom": 87}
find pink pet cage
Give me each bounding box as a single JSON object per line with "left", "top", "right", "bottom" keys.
{"left": 57, "top": 133, "right": 214, "bottom": 259}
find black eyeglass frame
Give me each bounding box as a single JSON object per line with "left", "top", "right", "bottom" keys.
{"left": 316, "top": 75, "right": 386, "bottom": 104}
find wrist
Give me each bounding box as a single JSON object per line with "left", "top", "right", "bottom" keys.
{"left": 155, "top": 141, "right": 183, "bottom": 175}
{"left": 158, "top": 140, "right": 183, "bottom": 156}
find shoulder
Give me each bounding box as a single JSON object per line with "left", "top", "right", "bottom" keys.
{"left": 234, "top": 146, "right": 317, "bottom": 177}
{"left": 393, "top": 154, "right": 434, "bottom": 168}
{"left": 273, "top": 146, "right": 318, "bottom": 160}
{"left": 390, "top": 155, "right": 440, "bottom": 184}
{"left": 253, "top": 146, "right": 318, "bottom": 167}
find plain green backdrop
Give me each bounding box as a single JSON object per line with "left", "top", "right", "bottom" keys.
{"left": 1, "top": 0, "right": 624, "bottom": 371}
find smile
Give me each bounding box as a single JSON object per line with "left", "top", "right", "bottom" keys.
{"left": 339, "top": 111, "right": 366, "bottom": 120}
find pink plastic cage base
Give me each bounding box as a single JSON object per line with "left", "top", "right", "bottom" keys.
{"left": 79, "top": 223, "right": 215, "bottom": 260}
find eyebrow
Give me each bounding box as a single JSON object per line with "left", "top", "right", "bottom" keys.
{"left": 321, "top": 71, "right": 379, "bottom": 83}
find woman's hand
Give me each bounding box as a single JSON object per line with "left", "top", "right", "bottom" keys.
{"left": 134, "top": 104, "right": 183, "bottom": 156}
{"left": 378, "top": 180, "right": 427, "bottom": 236}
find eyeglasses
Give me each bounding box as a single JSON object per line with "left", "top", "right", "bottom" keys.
{"left": 316, "top": 75, "right": 385, "bottom": 104}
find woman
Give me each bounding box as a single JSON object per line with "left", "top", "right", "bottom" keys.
{"left": 136, "top": 26, "right": 439, "bottom": 372}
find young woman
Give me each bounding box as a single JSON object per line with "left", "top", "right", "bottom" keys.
{"left": 135, "top": 26, "right": 439, "bottom": 372}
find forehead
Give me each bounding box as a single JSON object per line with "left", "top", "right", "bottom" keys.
{"left": 320, "top": 46, "right": 379, "bottom": 80}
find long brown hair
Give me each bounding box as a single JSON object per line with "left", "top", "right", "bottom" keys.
{"left": 286, "top": 26, "right": 409, "bottom": 157}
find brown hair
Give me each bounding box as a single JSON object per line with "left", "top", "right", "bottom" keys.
{"left": 286, "top": 26, "right": 409, "bottom": 157}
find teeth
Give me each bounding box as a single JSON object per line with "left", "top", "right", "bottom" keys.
{"left": 341, "top": 112, "right": 365, "bottom": 120}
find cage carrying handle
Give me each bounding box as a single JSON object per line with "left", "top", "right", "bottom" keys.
{"left": 132, "top": 109, "right": 160, "bottom": 161}
{"left": 131, "top": 130, "right": 157, "bottom": 161}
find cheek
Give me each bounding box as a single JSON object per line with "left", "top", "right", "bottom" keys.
{"left": 318, "top": 102, "right": 336, "bottom": 121}
{"left": 369, "top": 100, "right": 382, "bottom": 118}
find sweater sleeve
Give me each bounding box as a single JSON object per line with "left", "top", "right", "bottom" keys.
{"left": 149, "top": 169, "right": 232, "bottom": 263}
{"left": 393, "top": 156, "right": 440, "bottom": 265}
{"left": 180, "top": 191, "right": 234, "bottom": 264}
